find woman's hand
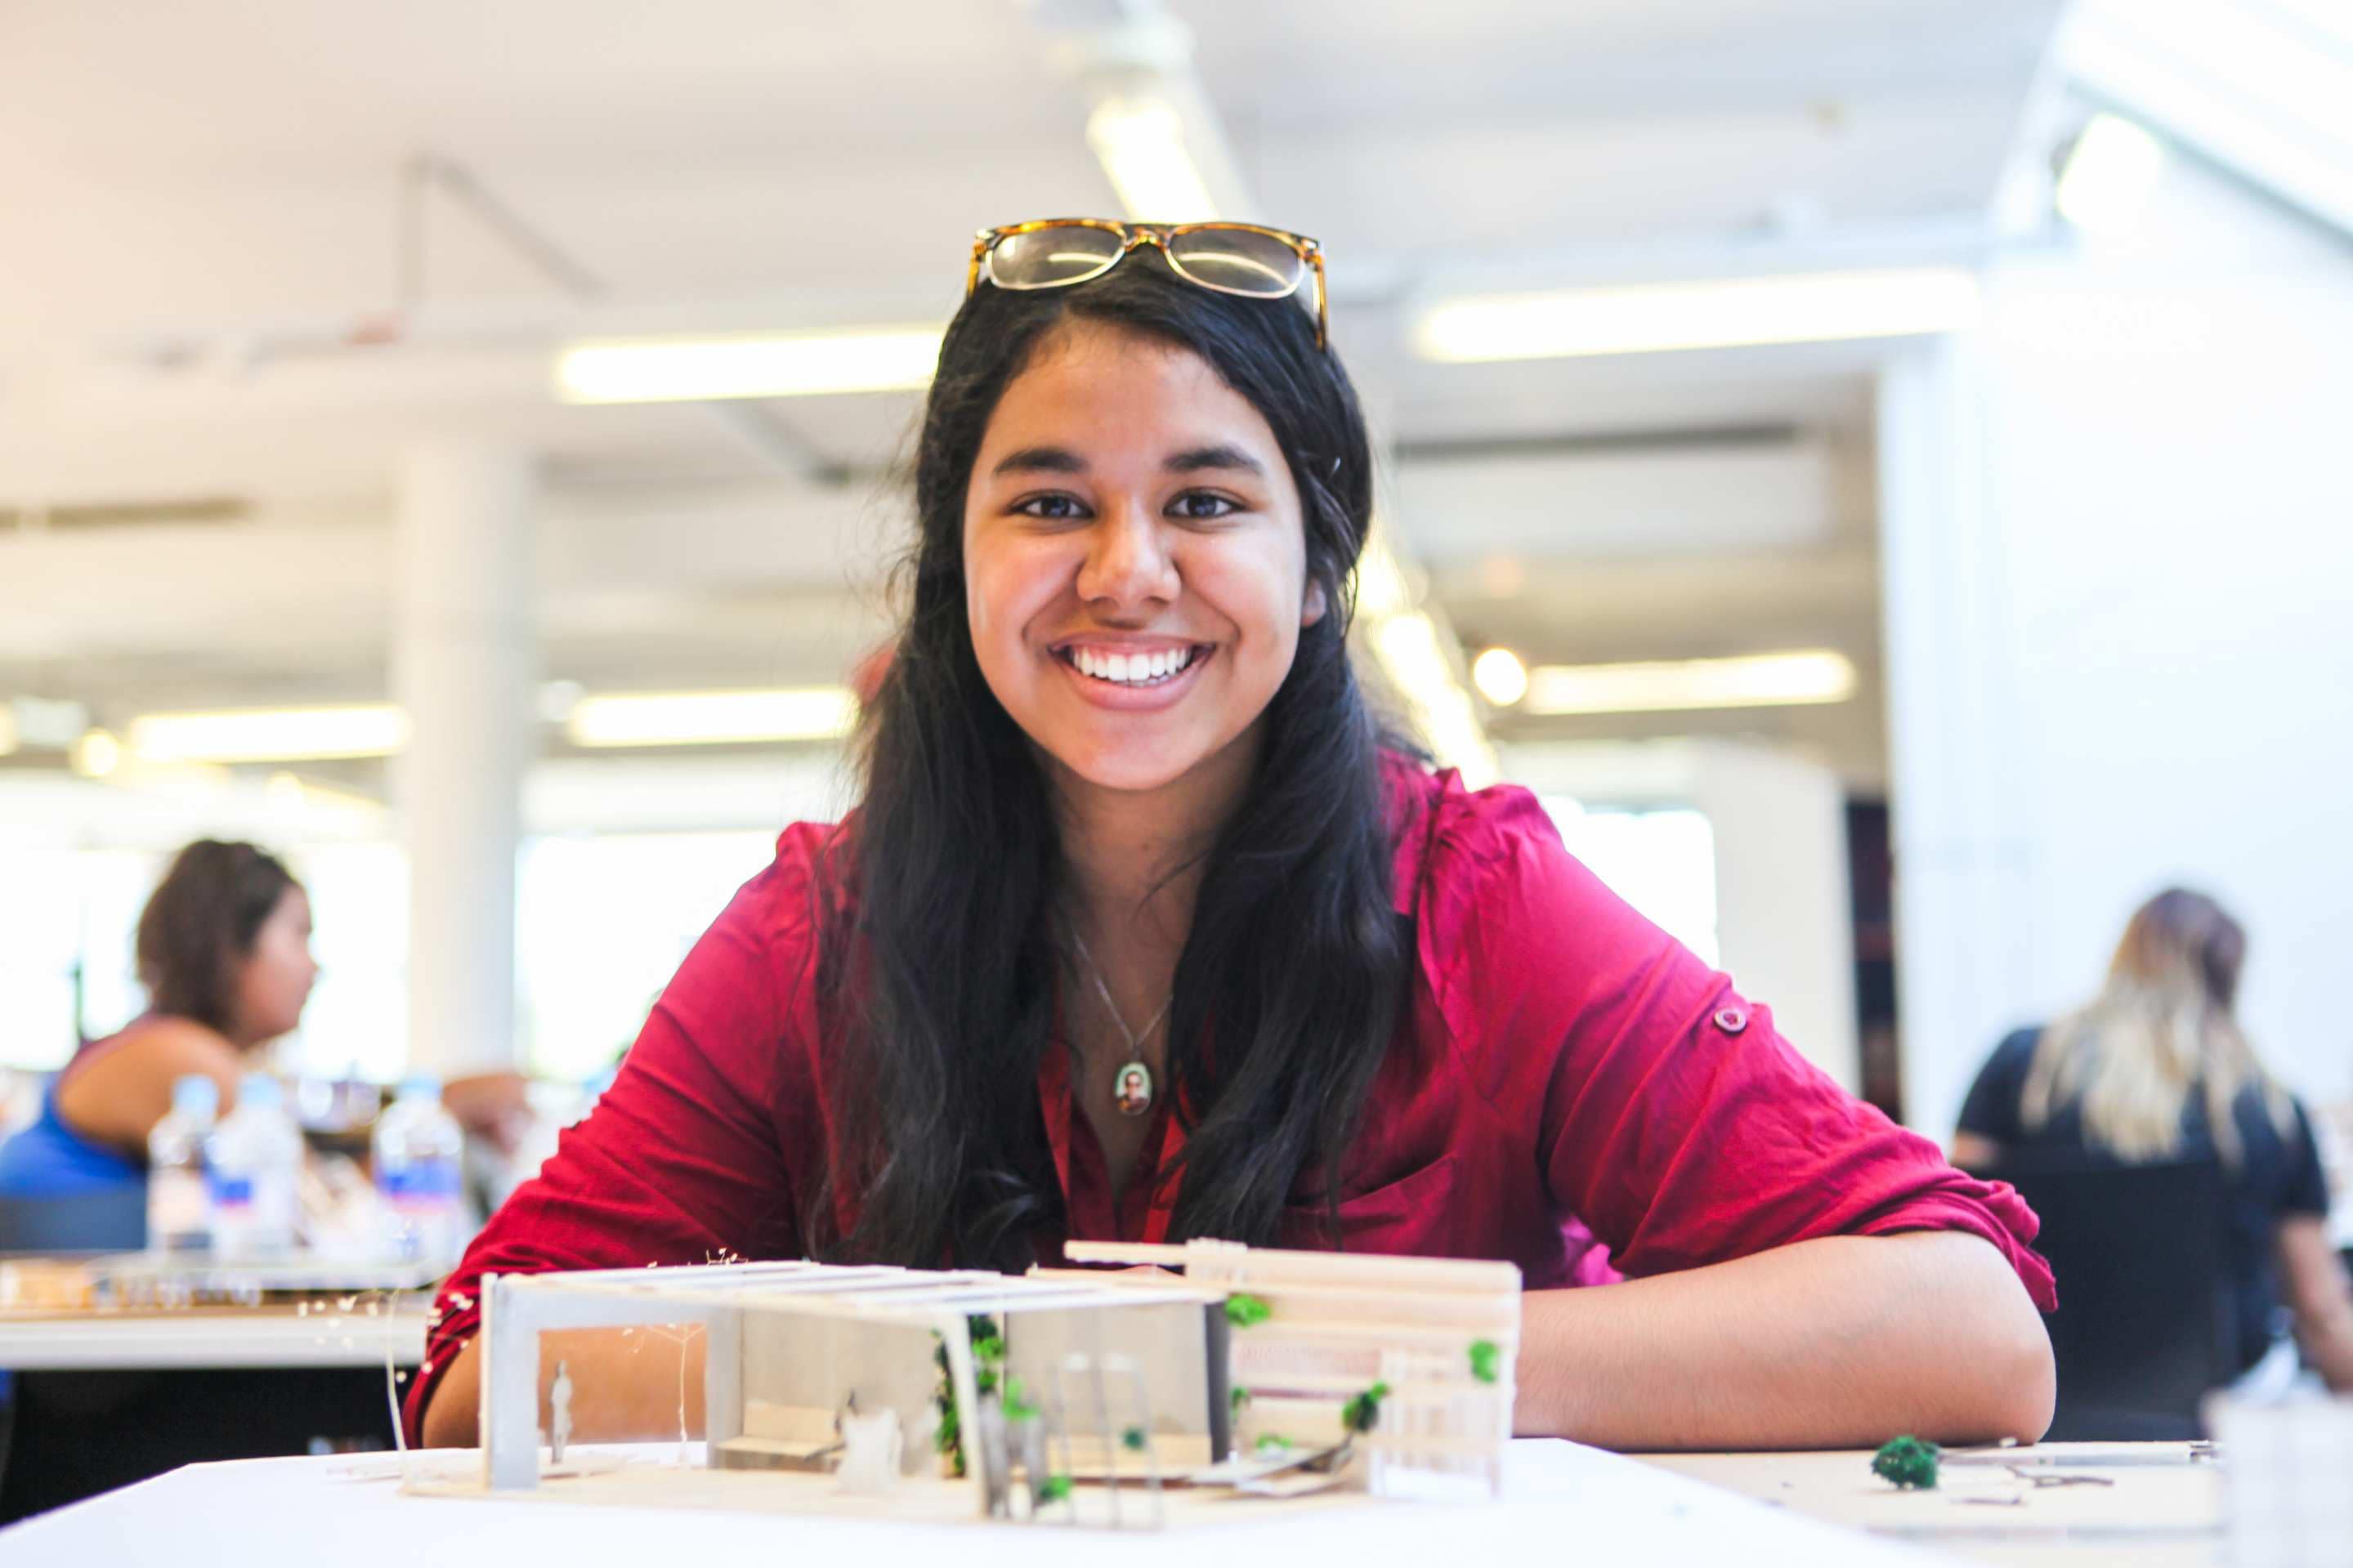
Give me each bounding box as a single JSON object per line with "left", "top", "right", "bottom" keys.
{"left": 440, "top": 1072, "right": 535, "bottom": 1155}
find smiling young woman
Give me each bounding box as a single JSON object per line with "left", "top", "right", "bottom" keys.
{"left": 412, "top": 222, "right": 2056, "bottom": 1452}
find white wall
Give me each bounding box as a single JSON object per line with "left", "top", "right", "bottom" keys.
{"left": 1503, "top": 739, "right": 1861, "bottom": 1090}
{"left": 1884, "top": 154, "right": 2353, "bottom": 1137}
{"left": 1685, "top": 743, "right": 1860, "bottom": 1093}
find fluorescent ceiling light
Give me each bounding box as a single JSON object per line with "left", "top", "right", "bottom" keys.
{"left": 1524, "top": 650, "right": 1857, "bottom": 717}
{"left": 2057, "top": 114, "right": 2167, "bottom": 232}
{"left": 70, "top": 729, "right": 122, "bottom": 777}
{"left": 566, "top": 688, "right": 859, "bottom": 748}
{"left": 1373, "top": 614, "right": 1453, "bottom": 704}
{"left": 1087, "top": 98, "right": 1219, "bottom": 221}
{"left": 127, "top": 704, "right": 409, "bottom": 763}
{"left": 2064, "top": 0, "right": 2353, "bottom": 236}
{"left": 1367, "top": 612, "right": 1498, "bottom": 788}
{"left": 264, "top": 771, "right": 384, "bottom": 817}
{"left": 555, "top": 328, "right": 944, "bottom": 404}
{"left": 1471, "top": 647, "right": 1529, "bottom": 707}
{"left": 1416, "top": 269, "right": 1982, "bottom": 363}
{"left": 1351, "top": 531, "right": 1415, "bottom": 620}
{"left": 1417, "top": 686, "right": 1496, "bottom": 791}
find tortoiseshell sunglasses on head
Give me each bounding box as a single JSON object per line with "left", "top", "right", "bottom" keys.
{"left": 967, "top": 218, "right": 1327, "bottom": 349}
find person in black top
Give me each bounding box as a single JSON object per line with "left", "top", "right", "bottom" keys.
{"left": 1954, "top": 888, "right": 2353, "bottom": 1389}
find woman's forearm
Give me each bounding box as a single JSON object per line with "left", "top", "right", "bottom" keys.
{"left": 2276, "top": 1217, "right": 2353, "bottom": 1392}
{"left": 1514, "top": 1231, "right": 2054, "bottom": 1450}
{"left": 418, "top": 1327, "right": 710, "bottom": 1449}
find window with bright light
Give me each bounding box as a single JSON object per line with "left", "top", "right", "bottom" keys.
{"left": 0, "top": 842, "right": 91, "bottom": 1071}
{"left": 1538, "top": 797, "right": 1720, "bottom": 967}
{"left": 517, "top": 831, "right": 780, "bottom": 1083}
{"left": 280, "top": 842, "right": 409, "bottom": 1082}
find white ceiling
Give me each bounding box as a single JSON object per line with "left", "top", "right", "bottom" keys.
{"left": 0, "top": 1, "right": 2059, "bottom": 332}
{"left": 0, "top": 0, "right": 2068, "bottom": 784}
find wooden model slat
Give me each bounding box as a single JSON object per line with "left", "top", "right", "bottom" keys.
{"left": 740, "top": 1399, "right": 843, "bottom": 1441}
{"left": 515, "top": 1262, "right": 1218, "bottom": 1320}
{"left": 1237, "top": 1397, "right": 1348, "bottom": 1445}
{"left": 1062, "top": 1240, "right": 1521, "bottom": 1293}
{"left": 1234, "top": 1371, "right": 1510, "bottom": 1400}
{"left": 1053, "top": 1432, "right": 1215, "bottom": 1472}
{"left": 1224, "top": 1317, "right": 1520, "bottom": 1350}
{"left": 1358, "top": 1430, "right": 1519, "bottom": 1460}
{"left": 719, "top": 1283, "right": 1221, "bottom": 1323}
{"left": 514, "top": 1262, "right": 910, "bottom": 1296}
{"left": 1025, "top": 1270, "right": 1518, "bottom": 1328}
{"left": 1246, "top": 1293, "right": 1517, "bottom": 1331}
{"left": 717, "top": 1435, "right": 838, "bottom": 1460}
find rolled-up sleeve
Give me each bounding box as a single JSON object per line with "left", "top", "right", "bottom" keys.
{"left": 1438, "top": 791, "right": 2057, "bottom": 1310}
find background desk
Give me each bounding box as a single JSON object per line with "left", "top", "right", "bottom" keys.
{"left": 0, "top": 1306, "right": 426, "bottom": 1522}
{"left": 0, "top": 1305, "right": 425, "bottom": 1369}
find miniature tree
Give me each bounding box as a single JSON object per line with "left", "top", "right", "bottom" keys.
{"left": 1871, "top": 1435, "right": 1941, "bottom": 1490}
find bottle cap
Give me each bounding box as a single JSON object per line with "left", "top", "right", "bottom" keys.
{"left": 239, "top": 1072, "right": 284, "bottom": 1110}
{"left": 397, "top": 1073, "right": 442, "bottom": 1102}
{"left": 171, "top": 1074, "right": 220, "bottom": 1122}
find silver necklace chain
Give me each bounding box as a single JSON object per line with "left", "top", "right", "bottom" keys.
{"left": 1068, "top": 930, "right": 1173, "bottom": 1061}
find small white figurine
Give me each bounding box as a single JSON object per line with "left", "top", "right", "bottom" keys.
{"left": 549, "top": 1359, "right": 575, "bottom": 1466}
{"left": 836, "top": 1407, "right": 903, "bottom": 1494}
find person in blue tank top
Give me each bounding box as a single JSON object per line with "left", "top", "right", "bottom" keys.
{"left": 0, "top": 841, "right": 317, "bottom": 1202}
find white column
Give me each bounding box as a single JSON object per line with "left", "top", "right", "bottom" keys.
{"left": 1874, "top": 339, "right": 2038, "bottom": 1141}
{"left": 1686, "top": 742, "right": 1860, "bottom": 1094}
{"left": 393, "top": 443, "right": 536, "bottom": 1078}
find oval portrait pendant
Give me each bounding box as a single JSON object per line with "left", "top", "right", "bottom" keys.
{"left": 1112, "top": 1058, "right": 1155, "bottom": 1119}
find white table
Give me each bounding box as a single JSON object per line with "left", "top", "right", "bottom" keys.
{"left": 1641, "top": 1445, "right": 2223, "bottom": 1568}
{"left": 0, "top": 1440, "right": 1962, "bottom": 1566}
{"left": 0, "top": 1307, "right": 425, "bottom": 1370}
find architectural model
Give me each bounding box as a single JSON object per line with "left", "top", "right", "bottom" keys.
{"left": 437, "top": 1239, "right": 1521, "bottom": 1530}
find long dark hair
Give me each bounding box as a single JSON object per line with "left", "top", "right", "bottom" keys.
{"left": 816, "top": 248, "right": 1412, "bottom": 1270}
{"left": 136, "top": 839, "right": 300, "bottom": 1036}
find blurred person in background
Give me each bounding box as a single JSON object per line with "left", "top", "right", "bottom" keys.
{"left": 1954, "top": 887, "right": 2353, "bottom": 1392}
{"left": 0, "top": 840, "right": 311, "bottom": 1199}
{"left": 0, "top": 838, "right": 530, "bottom": 1203}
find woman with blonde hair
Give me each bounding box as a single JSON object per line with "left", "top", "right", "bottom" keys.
{"left": 1955, "top": 888, "right": 2353, "bottom": 1388}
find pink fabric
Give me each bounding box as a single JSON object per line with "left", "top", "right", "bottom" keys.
{"left": 405, "top": 757, "right": 2051, "bottom": 1439}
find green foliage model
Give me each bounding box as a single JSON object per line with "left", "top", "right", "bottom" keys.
{"left": 1340, "top": 1380, "right": 1391, "bottom": 1436}
{"left": 932, "top": 1314, "right": 1006, "bottom": 1477}
{"left": 1871, "top": 1435, "right": 1941, "bottom": 1490}
{"left": 1223, "top": 1293, "right": 1273, "bottom": 1328}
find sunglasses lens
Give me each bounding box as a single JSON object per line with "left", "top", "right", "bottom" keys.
{"left": 1167, "top": 228, "right": 1304, "bottom": 297}
{"left": 986, "top": 225, "right": 1124, "bottom": 289}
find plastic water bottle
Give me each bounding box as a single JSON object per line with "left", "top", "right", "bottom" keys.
{"left": 373, "top": 1074, "right": 466, "bottom": 1266}
{"left": 207, "top": 1073, "right": 303, "bottom": 1261}
{"left": 146, "top": 1074, "right": 218, "bottom": 1253}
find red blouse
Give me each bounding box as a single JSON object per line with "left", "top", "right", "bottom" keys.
{"left": 405, "top": 760, "right": 2054, "bottom": 1439}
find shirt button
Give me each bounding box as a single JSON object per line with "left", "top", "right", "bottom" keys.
{"left": 1712, "top": 1006, "right": 1748, "bottom": 1034}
